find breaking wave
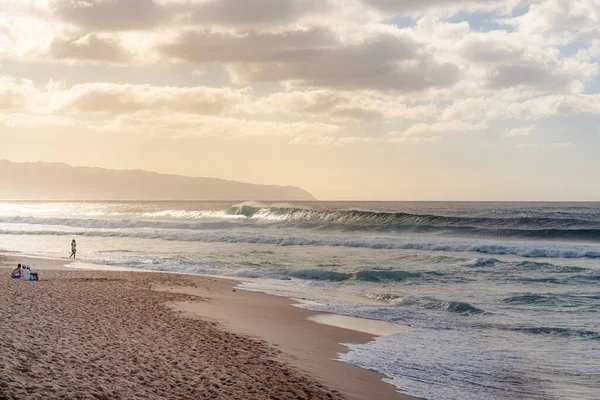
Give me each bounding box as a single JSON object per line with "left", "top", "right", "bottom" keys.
{"left": 425, "top": 300, "right": 486, "bottom": 315}
{"left": 228, "top": 203, "right": 600, "bottom": 229}
{"left": 280, "top": 269, "right": 423, "bottom": 282}
{"left": 4, "top": 202, "right": 600, "bottom": 242}
{"left": 226, "top": 203, "right": 600, "bottom": 241}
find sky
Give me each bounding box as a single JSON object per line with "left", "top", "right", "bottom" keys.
{"left": 1, "top": 0, "right": 599, "bottom": 201}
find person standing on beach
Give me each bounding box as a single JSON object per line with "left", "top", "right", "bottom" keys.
{"left": 70, "top": 239, "right": 77, "bottom": 258}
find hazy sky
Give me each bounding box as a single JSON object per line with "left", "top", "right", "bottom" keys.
{"left": 1, "top": 0, "right": 599, "bottom": 200}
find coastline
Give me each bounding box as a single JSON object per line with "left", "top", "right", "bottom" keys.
{"left": 1, "top": 254, "right": 419, "bottom": 400}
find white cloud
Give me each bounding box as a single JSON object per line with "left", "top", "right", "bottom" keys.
{"left": 504, "top": 125, "right": 537, "bottom": 137}
{"left": 290, "top": 134, "right": 442, "bottom": 146}
{"left": 56, "top": 83, "right": 252, "bottom": 115}
{"left": 515, "top": 0, "right": 600, "bottom": 42}
{"left": 393, "top": 120, "right": 487, "bottom": 137}
{"left": 0, "top": 77, "right": 254, "bottom": 115}
{"left": 160, "top": 27, "right": 461, "bottom": 92}
{"left": 187, "top": 0, "right": 333, "bottom": 27}
{"left": 48, "top": 34, "right": 131, "bottom": 63}
{"left": 0, "top": 0, "right": 599, "bottom": 151}
{"left": 238, "top": 90, "right": 438, "bottom": 121}
{"left": 0, "top": 77, "right": 39, "bottom": 111}
{"left": 440, "top": 92, "right": 600, "bottom": 123}
{"left": 361, "top": 0, "right": 516, "bottom": 16}
{"left": 510, "top": 94, "right": 600, "bottom": 118}
{"left": 50, "top": 0, "right": 166, "bottom": 32}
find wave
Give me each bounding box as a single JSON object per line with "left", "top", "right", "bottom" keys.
{"left": 519, "top": 274, "right": 600, "bottom": 285}
{"left": 285, "top": 269, "right": 423, "bottom": 283}
{"left": 5, "top": 204, "right": 600, "bottom": 242}
{"left": 467, "top": 257, "right": 502, "bottom": 267}
{"left": 504, "top": 294, "right": 558, "bottom": 305}
{"left": 425, "top": 300, "right": 486, "bottom": 315}
{"left": 364, "top": 293, "right": 405, "bottom": 303}
{"left": 509, "top": 326, "right": 600, "bottom": 339}
{"left": 229, "top": 203, "right": 600, "bottom": 229}
{"left": 503, "top": 293, "right": 600, "bottom": 307}
{"left": 225, "top": 204, "right": 600, "bottom": 241}
{"left": 467, "top": 258, "right": 592, "bottom": 273}
{"left": 0, "top": 216, "right": 245, "bottom": 231}
{"left": 362, "top": 295, "right": 489, "bottom": 315}
{"left": 2, "top": 227, "right": 600, "bottom": 259}
{"left": 287, "top": 269, "right": 352, "bottom": 282}
{"left": 354, "top": 270, "right": 422, "bottom": 282}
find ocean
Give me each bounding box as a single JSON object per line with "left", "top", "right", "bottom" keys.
{"left": 1, "top": 201, "right": 599, "bottom": 400}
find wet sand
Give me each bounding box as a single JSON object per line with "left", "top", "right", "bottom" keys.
{"left": 1, "top": 255, "right": 418, "bottom": 400}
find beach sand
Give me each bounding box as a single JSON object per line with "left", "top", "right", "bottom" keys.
{"left": 1, "top": 255, "right": 418, "bottom": 400}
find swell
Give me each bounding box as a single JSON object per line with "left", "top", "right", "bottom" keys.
{"left": 0, "top": 216, "right": 244, "bottom": 231}
{"left": 466, "top": 258, "right": 590, "bottom": 273}
{"left": 280, "top": 269, "right": 424, "bottom": 283}
{"left": 229, "top": 204, "right": 600, "bottom": 230}
{"left": 507, "top": 326, "right": 600, "bottom": 339}
{"left": 2, "top": 228, "right": 600, "bottom": 259}
{"left": 4, "top": 210, "right": 600, "bottom": 242}
{"left": 231, "top": 204, "right": 600, "bottom": 241}
{"left": 503, "top": 293, "right": 600, "bottom": 306}
{"left": 423, "top": 300, "right": 486, "bottom": 315}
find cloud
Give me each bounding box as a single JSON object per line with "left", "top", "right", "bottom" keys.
{"left": 504, "top": 124, "right": 537, "bottom": 137}
{"left": 95, "top": 112, "right": 341, "bottom": 141}
{"left": 0, "top": 113, "right": 71, "bottom": 128}
{"left": 290, "top": 134, "right": 442, "bottom": 146}
{"left": 188, "top": 0, "right": 332, "bottom": 26}
{"left": 48, "top": 0, "right": 342, "bottom": 32}
{"left": 440, "top": 92, "right": 600, "bottom": 123}
{"left": 51, "top": 0, "right": 165, "bottom": 31}
{"left": 160, "top": 28, "right": 339, "bottom": 64}
{"left": 509, "top": 94, "right": 600, "bottom": 118}
{"left": 440, "top": 97, "right": 513, "bottom": 121}
{"left": 576, "top": 39, "right": 600, "bottom": 62}
{"left": 47, "top": 34, "right": 131, "bottom": 63}
{"left": 392, "top": 120, "right": 487, "bottom": 137}
{"left": 516, "top": 0, "right": 600, "bottom": 40}
{"left": 455, "top": 29, "right": 598, "bottom": 93}
{"left": 161, "top": 28, "right": 460, "bottom": 92}
{"left": 390, "top": 135, "right": 442, "bottom": 144}
{"left": 0, "top": 77, "right": 38, "bottom": 111}
{"left": 517, "top": 143, "right": 538, "bottom": 148}
{"left": 239, "top": 90, "right": 438, "bottom": 121}
{"left": 1, "top": 0, "right": 600, "bottom": 153}
{"left": 488, "top": 63, "right": 574, "bottom": 92}
{"left": 57, "top": 83, "right": 252, "bottom": 115}
{"left": 0, "top": 77, "right": 255, "bottom": 127}
{"left": 361, "top": 0, "right": 510, "bottom": 15}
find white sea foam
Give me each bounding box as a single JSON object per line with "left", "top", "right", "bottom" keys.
{"left": 2, "top": 220, "right": 600, "bottom": 259}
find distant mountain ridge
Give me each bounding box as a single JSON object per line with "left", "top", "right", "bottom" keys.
{"left": 0, "top": 160, "right": 315, "bottom": 201}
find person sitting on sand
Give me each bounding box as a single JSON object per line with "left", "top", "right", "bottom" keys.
{"left": 20, "top": 265, "right": 39, "bottom": 281}
{"left": 10, "top": 264, "right": 21, "bottom": 279}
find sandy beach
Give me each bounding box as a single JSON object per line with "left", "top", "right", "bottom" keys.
{"left": 1, "top": 255, "right": 417, "bottom": 400}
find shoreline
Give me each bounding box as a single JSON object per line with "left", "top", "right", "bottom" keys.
{"left": 1, "top": 254, "right": 419, "bottom": 400}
